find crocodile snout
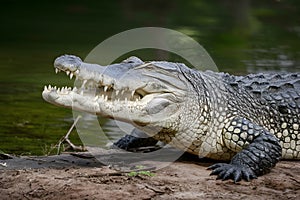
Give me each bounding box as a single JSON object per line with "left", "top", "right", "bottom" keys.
{"left": 54, "top": 55, "right": 82, "bottom": 71}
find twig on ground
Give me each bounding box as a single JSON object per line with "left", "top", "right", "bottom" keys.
{"left": 46, "top": 115, "right": 86, "bottom": 155}
{"left": 56, "top": 115, "right": 86, "bottom": 154}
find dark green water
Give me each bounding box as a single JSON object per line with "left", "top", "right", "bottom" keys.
{"left": 1, "top": 0, "right": 300, "bottom": 155}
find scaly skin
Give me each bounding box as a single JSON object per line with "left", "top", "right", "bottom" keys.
{"left": 42, "top": 55, "right": 300, "bottom": 182}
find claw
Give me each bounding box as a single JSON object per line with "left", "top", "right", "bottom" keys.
{"left": 208, "top": 163, "right": 256, "bottom": 183}
{"left": 210, "top": 168, "right": 223, "bottom": 176}
{"left": 233, "top": 170, "right": 242, "bottom": 183}
{"left": 222, "top": 168, "right": 235, "bottom": 180}
{"left": 207, "top": 163, "right": 222, "bottom": 170}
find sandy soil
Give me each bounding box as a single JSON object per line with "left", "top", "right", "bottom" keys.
{"left": 0, "top": 153, "right": 300, "bottom": 200}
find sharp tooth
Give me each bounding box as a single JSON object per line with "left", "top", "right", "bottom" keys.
{"left": 80, "top": 90, "right": 84, "bottom": 95}
{"left": 55, "top": 68, "right": 59, "bottom": 74}
{"left": 54, "top": 86, "right": 57, "bottom": 90}
{"left": 121, "top": 90, "right": 125, "bottom": 95}
{"left": 125, "top": 97, "right": 128, "bottom": 102}
{"left": 131, "top": 90, "right": 135, "bottom": 97}
{"left": 104, "top": 86, "right": 108, "bottom": 92}
{"left": 57, "top": 88, "right": 61, "bottom": 93}
{"left": 82, "top": 80, "right": 87, "bottom": 87}
{"left": 48, "top": 85, "right": 51, "bottom": 90}
{"left": 104, "top": 95, "right": 108, "bottom": 101}
{"left": 66, "top": 71, "right": 70, "bottom": 76}
{"left": 73, "top": 87, "right": 77, "bottom": 92}
{"left": 94, "top": 96, "right": 99, "bottom": 101}
{"left": 69, "top": 73, "right": 74, "bottom": 79}
{"left": 68, "top": 87, "right": 71, "bottom": 90}
{"left": 101, "top": 94, "right": 104, "bottom": 99}
{"left": 115, "top": 90, "right": 119, "bottom": 95}
{"left": 136, "top": 98, "right": 139, "bottom": 102}
{"left": 117, "top": 98, "right": 120, "bottom": 102}
{"left": 44, "top": 86, "right": 47, "bottom": 91}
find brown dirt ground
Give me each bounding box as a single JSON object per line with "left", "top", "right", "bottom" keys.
{"left": 0, "top": 153, "right": 300, "bottom": 200}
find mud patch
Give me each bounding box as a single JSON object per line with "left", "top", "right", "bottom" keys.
{"left": 0, "top": 153, "right": 299, "bottom": 200}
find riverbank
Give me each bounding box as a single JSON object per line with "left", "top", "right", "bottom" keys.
{"left": 0, "top": 152, "right": 299, "bottom": 199}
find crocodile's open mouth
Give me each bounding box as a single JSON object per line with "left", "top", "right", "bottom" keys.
{"left": 43, "top": 68, "right": 160, "bottom": 105}
{"left": 42, "top": 65, "right": 175, "bottom": 123}
{"left": 42, "top": 55, "right": 186, "bottom": 124}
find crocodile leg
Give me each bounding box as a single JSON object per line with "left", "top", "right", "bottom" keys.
{"left": 208, "top": 117, "right": 282, "bottom": 182}
{"left": 113, "top": 128, "right": 158, "bottom": 151}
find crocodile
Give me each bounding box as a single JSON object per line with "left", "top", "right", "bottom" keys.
{"left": 42, "top": 55, "right": 300, "bottom": 182}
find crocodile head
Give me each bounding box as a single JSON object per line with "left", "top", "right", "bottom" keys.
{"left": 42, "top": 55, "right": 196, "bottom": 132}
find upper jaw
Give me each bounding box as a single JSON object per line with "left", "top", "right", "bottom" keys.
{"left": 43, "top": 55, "right": 186, "bottom": 124}
{"left": 48, "top": 55, "right": 182, "bottom": 103}
{"left": 42, "top": 55, "right": 173, "bottom": 116}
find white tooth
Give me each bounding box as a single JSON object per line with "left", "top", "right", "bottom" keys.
{"left": 48, "top": 85, "right": 51, "bottom": 90}
{"left": 73, "top": 87, "right": 77, "bottom": 92}
{"left": 57, "top": 88, "right": 61, "bottom": 93}
{"left": 75, "top": 69, "right": 79, "bottom": 74}
{"left": 54, "top": 86, "right": 57, "bottom": 90}
{"left": 104, "top": 86, "right": 108, "bottom": 92}
{"left": 94, "top": 96, "right": 99, "bottom": 101}
{"left": 82, "top": 80, "right": 87, "bottom": 87}
{"left": 131, "top": 91, "right": 135, "bottom": 97}
{"left": 70, "top": 73, "right": 74, "bottom": 79}
{"left": 68, "top": 87, "right": 71, "bottom": 90}
{"left": 121, "top": 90, "right": 125, "bottom": 95}
{"left": 115, "top": 90, "right": 119, "bottom": 95}
{"left": 101, "top": 94, "right": 104, "bottom": 99}
{"left": 44, "top": 86, "right": 47, "bottom": 91}
{"left": 66, "top": 71, "right": 70, "bottom": 76}
{"left": 80, "top": 90, "right": 84, "bottom": 95}
{"left": 136, "top": 98, "right": 139, "bottom": 102}
{"left": 55, "top": 68, "right": 59, "bottom": 74}
{"left": 105, "top": 95, "right": 108, "bottom": 101}
{"left": 125, "top": 97, "right": 128, "bottom": 102}
{"left": 117, "top": 98, "right": 120, "bottom": 102}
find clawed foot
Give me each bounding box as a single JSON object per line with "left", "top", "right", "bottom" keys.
{"left": 208, "top": 163, "right": 257, "bottom": 182}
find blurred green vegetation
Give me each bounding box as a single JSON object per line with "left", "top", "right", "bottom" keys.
{"left": 0, "top": 0, "right": 299, "bottom": 155}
